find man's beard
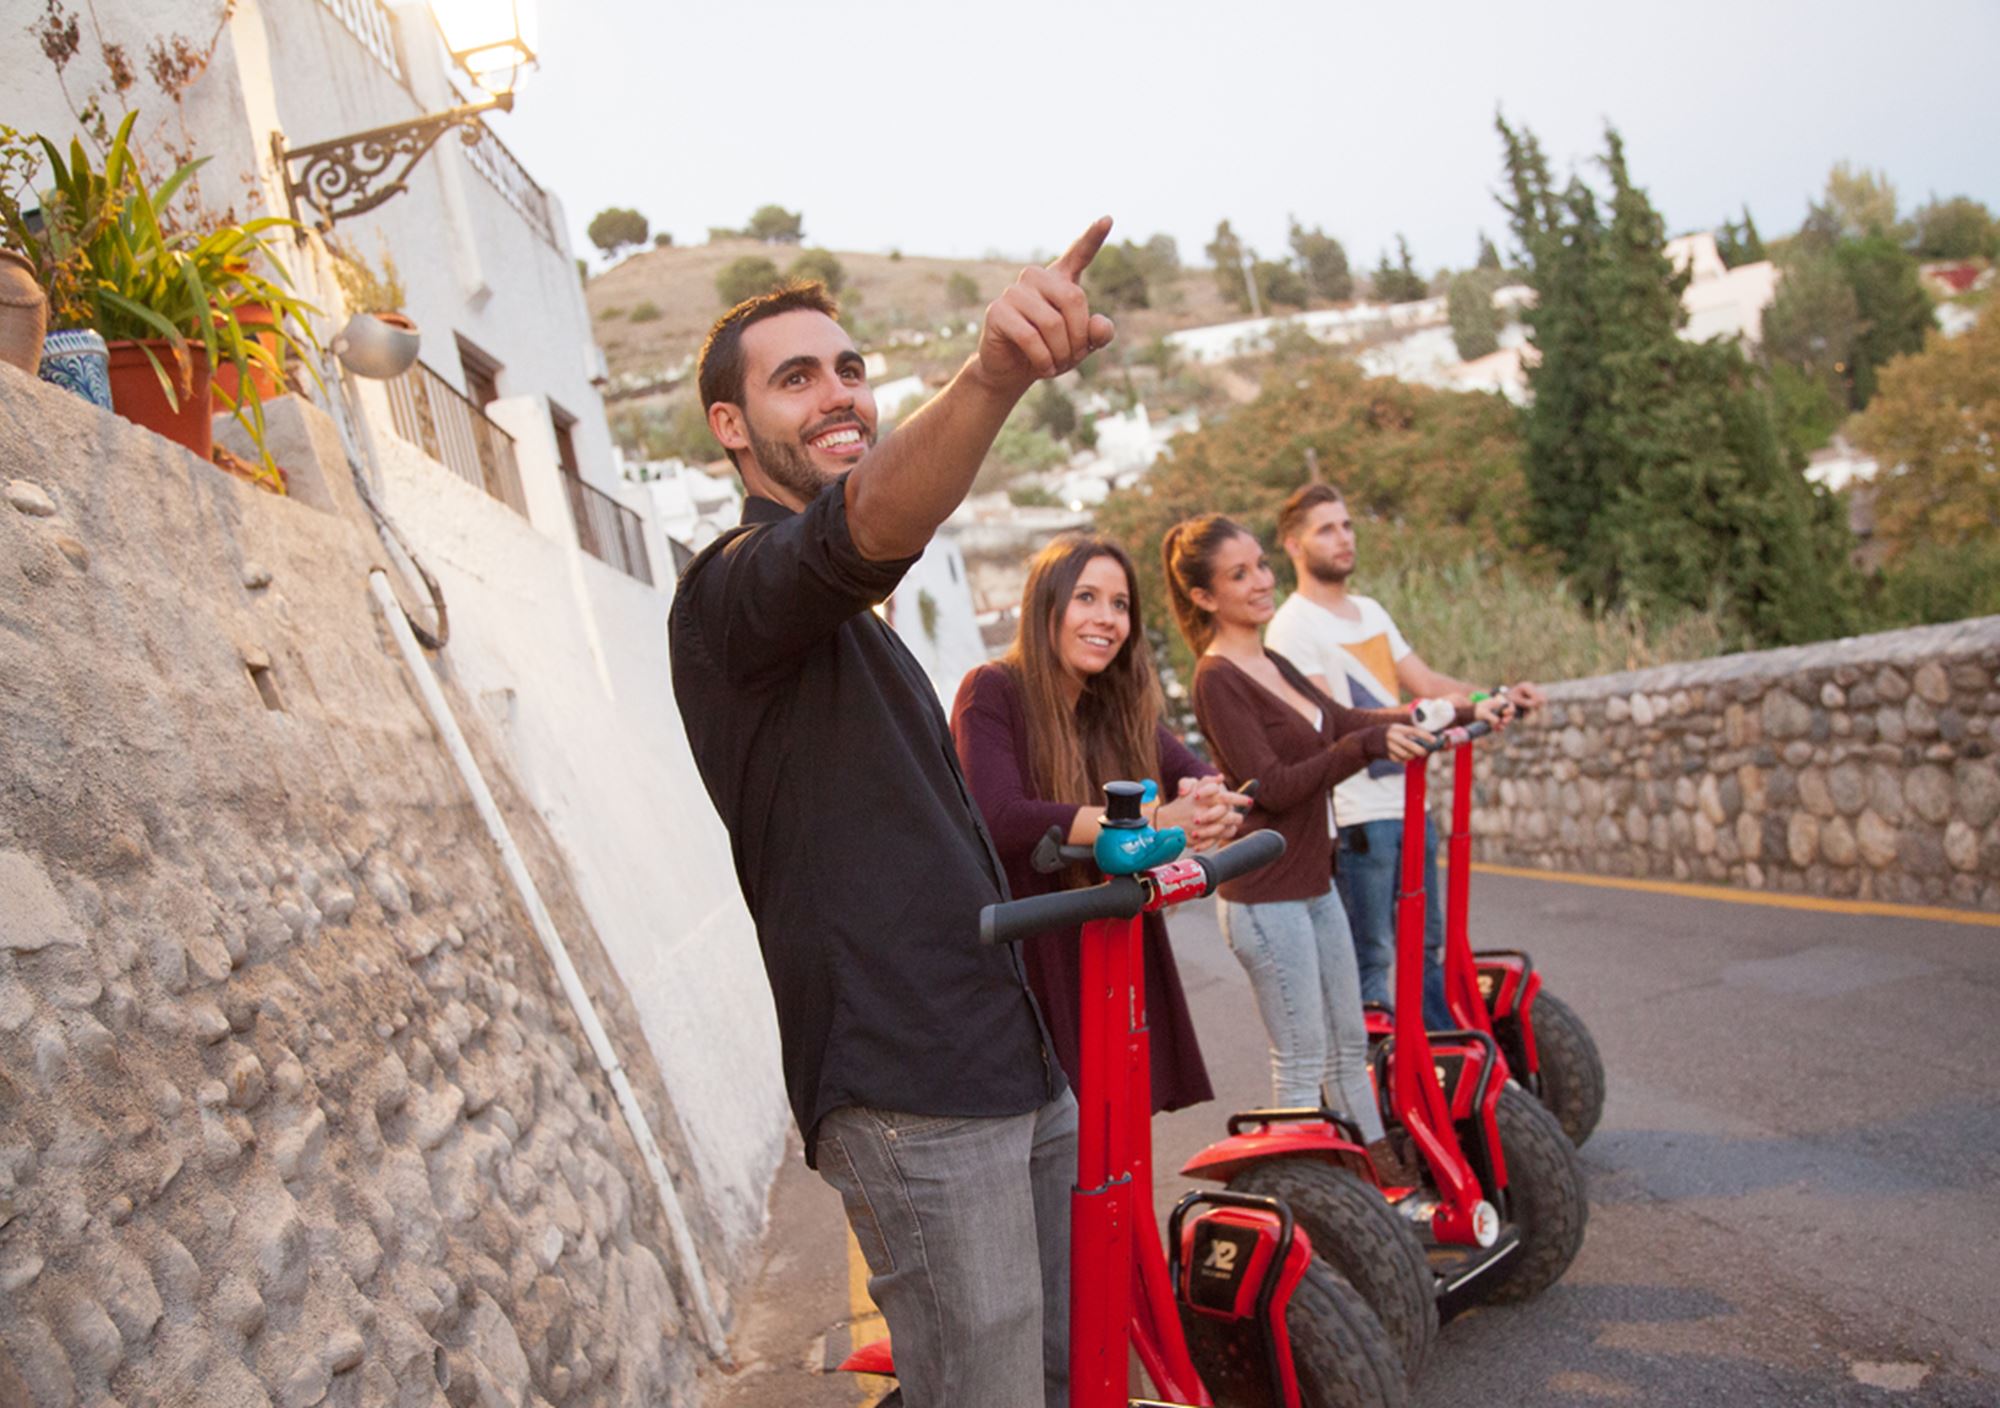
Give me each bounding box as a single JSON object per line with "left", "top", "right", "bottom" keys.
{"left": 745, "top": 414, "right": 875, "bottom": 503}
{"left": 1305, "top": 547, "right": 1354, "bottom": 585}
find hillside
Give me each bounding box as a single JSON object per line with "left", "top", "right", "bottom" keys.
{"left": 585, "top": 238, "right": 1269, "bottom": 394}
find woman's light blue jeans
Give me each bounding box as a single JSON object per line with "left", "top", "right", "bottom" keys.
{"left": 1217, "top": 889, "right": 1385, "bottom": 1143}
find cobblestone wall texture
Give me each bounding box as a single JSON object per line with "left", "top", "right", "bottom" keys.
{"left": 1457, "top": 616, "right": 2000, "bottom": 910}
{"left": 0, "top": 367, "right": 726, "bottom": 1406}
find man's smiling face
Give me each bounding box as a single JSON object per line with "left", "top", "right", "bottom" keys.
{"left": 728, "top": 309, "right": 879, "bottom": 505}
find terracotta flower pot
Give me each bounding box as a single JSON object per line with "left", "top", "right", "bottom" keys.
{"left": 211, "top": 301, "right": 283, "bottom": 410}
{"left": 108, "top": 338, "right": 214, "bottom": 460}
{"left": 0, "top": 249, "right": 48, "bottom": 375}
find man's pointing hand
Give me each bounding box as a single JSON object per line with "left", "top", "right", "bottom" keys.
{"left": 976, "top": 216, "right": 1118, "bottom": 395}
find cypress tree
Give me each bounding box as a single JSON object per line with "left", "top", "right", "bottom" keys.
{"left": 1498, "top": 118, "right": 1855, "bottom": 644}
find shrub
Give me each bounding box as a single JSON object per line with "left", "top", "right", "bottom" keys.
{"left": 716, "top": 256, "right": 783, "bottom": 307}
{"left": 629, "top": 300, "right": 662, "bottom": 322}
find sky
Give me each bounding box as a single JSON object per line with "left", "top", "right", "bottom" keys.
{"left": 485, "top": 0, "right": 2000, "bottom": 274}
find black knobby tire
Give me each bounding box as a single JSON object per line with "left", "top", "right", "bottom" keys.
{"left": 1525, "top": 990, "right": 1606, "bottom": 1147}
{"left": 1476, "top": 1083, "right": 1588, "bottom": 1305}
{"left": 873, "top": 1392, "right": 901, "bottom": 1408}
{"left": 1187, "top": 1257, "right": 1409, "bottom": 1408}
{"left": 1227, "top": 1161, "right": 1437, "bottom": 1380}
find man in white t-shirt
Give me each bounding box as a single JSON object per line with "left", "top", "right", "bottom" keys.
{"left": 1264, "top": 483, "right": 1545, "bottom": 1027}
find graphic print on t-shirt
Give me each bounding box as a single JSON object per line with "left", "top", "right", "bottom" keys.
{"left": 1322, "top": 634, "right": 1403, "bottom": 780}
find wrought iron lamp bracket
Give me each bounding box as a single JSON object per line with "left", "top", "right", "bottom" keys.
{"left": 273, "top": 92, "right": 513, "bottom": 234}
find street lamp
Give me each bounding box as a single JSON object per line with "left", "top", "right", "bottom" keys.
{"left": 273, "top": 0, "right": 538, "bottom": 232}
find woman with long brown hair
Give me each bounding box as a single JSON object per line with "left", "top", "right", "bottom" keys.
{"left": 951, "top": 531, "right": 1244, "bottom": 1112}
{"left": 1162, "top": 514, "right": 1499, "bottom": 1176}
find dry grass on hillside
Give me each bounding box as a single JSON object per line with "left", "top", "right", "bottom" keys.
{"left": 585, "top": 239, "right": 1263, "bottom": 386}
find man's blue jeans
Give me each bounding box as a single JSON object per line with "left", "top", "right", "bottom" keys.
{"left": 816, "top": 1089, "right": 1078, "bottom": 1408}
{"left": 1335, "top": 815, "right": 1452, "bottom": 1030}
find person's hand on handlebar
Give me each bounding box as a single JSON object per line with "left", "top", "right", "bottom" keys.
{"left": 1506, "top": 681, "right": 1546, "bottom": 712}
{"left": 1158, "top": 775, "right": 1248, "bottom": 851}
{"left": 1384, "top": 723, "right": 1432, "bottom": 762}
{"left": 1474, "top": 695, "right": 1514, "bottom": 730}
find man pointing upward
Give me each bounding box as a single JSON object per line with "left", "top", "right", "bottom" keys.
{"left": 672, "top": 221, "right": 1118, "bottom": 1407}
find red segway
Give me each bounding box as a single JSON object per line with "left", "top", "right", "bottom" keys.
{"left": 843, "top": 786, "right": 1406, "bottom": 1407}
{"left": 1438, "top": 704, "right": 1606, "bottom": 1147}
{"left": 1184, "top": 723, "right": 1587, "bottom": 1328}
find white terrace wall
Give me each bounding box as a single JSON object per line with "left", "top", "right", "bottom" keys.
{"left": 5, "top": 0, "right": 621, "bottom": 496}
{"left": 1454, "top": 618, "right": 2000, "bottom": 911}
{"left": 0, "top": 364, "right": 776, "bottom": 1405}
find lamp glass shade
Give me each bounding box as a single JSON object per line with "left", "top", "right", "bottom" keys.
{"left": 430, "top": 0, "right": 537, "bottom": 92}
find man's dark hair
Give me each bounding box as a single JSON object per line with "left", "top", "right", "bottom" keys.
{"left": 1276, "top": 482, "right": 1346, "bottom": 545}
{"left": 696, "top": 281, "right": 840, "bottom": 467}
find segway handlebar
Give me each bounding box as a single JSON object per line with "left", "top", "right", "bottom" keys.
{"left": 981, "top": 830, "right": 1287, "bottom": 946}
{"left": 1415, "top": 718, "right": 1495, "bottom": 753}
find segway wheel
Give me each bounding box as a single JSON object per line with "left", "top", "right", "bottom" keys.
{"left": 1226, "top": 1160, "right": 1437, "bottom": 1380}
{"left": 1474, "top": 1083, "right": 1588, "bottom": 1305}
{"left": 1523, "top": 990, "right": 1606, "bottom": 1147}
{"left": 872, "top": 1393, "right": 901, "bottom": 1408}
{"left": 1188, "top": 1256, "right": 1408, "bottom": 1408}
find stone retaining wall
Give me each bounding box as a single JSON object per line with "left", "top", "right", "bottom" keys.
{"left": 1458, "top": 617, "right": 2000, "bottom": 910}
{"left": 0, "top": 366, "right": 726, "bottom": 1406}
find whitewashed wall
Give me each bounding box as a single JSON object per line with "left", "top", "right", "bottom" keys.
{"left": 353, "top": 385, "right": 788, "bottom": 1255}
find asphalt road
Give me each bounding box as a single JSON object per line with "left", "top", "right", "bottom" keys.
{"left": 709, "top": 869, "right": 2000, "bottom": 1407}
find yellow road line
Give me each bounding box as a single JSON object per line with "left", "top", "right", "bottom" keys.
{"left": 1467, "top": 860, "right": 2000, "bottom": 928}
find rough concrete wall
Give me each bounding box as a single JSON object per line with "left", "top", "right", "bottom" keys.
{"left": 1461, "top": 617, "right": 2000, "bottom": 909}
{"left": 0, "top": 364, "right": 728, "bottom": 1406}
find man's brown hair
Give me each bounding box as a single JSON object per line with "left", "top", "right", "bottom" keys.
{"left": 696, "top": 281, "right": 841, "bottom": 466}
{"left": 1276, "top": 482, "right": 1345, "bottom": 545}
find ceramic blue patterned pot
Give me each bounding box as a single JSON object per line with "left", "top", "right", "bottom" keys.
{"left": 39, "top": 328, "right": 113, "bottom": 409}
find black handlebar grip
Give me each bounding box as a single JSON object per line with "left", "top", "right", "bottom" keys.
{"left": 979, "top": 875, "right": 1147, "bottom": 946}
{"left": 1195, "top": 830, "right": 1286, "bottom": 891}
{"left": 1461, "top": 720, "right": 1494, "bottom": 741}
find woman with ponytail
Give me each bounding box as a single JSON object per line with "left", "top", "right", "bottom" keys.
{"left": 951, "top": 532, "right": 1245, "bottom": 1112}
{"left": 1162, "top": 514, "right": 1504, "bottom": 1178}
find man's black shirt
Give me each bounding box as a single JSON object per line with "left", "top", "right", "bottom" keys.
{"left": 669, "top": 479, "right": 1058, "bottom": 1164}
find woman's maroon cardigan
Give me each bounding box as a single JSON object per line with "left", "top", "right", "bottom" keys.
{"left": 950, "top": 663, "right": 1215, "bottom": 1113}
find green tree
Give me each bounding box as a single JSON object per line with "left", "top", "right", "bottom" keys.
{"left": 653, "top": 231, "right": 674, "bottom": 248}
{"left": 1372, "top": 234, "right": 1426, "bottom": 302}
{"left": 1206, "top": 220, "right": 1253, "bottom": 311}
{"left": 1716, "top": 206, "right": 1766, "bottom": 266}
{"left": 1496, "top": 117, "right": 1855, "bottom": 644}
{"left": 1475, "top": 231, "right": 1502, "bottom": 271}
{"left": 787, "top": 247, "right": 846, "bottom": 293}
{"left": 1255, "top": 259, "right": 1309, "bottom": 310}
{"left": 746, "top": 204, "right": 805, "bottom": 243}
{"left": 1822, "top": 161, "right": 1901, "bottom": 241}
{"left": 586, "top": 206, "right": 649, "bottom": 258}
{"left": 716, "top": 255, "right": 784, "bottom": 306}
{"left": 945, "top": 270, "right": 981, "bottom": 309}
{"left": 1030, "top": 381, "right": 1078, "bottom": 441}
{"left": 1761, "top": 248, "right": 1861, "bottom": 408}
{"left": 1910, "top": 195, "right": 1997, "bottom": 260}
{"left": 1836, "top": 235, "right": 1932, "bottom": 407}
{"left": 1085, "top": 241, "right": 1151, "bottom": 311}
{"left": 1290, "top": 222, "right": 1353, "bottom": 301}
{"left": 1447, "top": 268, "right": 1503, "bottom": 360}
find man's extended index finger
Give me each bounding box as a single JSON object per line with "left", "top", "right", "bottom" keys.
{"left": 1048, "top": 216, "right": 1113, "bottom": 283}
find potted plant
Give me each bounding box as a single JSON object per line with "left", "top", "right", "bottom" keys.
{"left": 3, "top": 124, "right": 99, "bottom": 396}
{"left": 327, "top": 236, "right": 420, "bottom": 379}
{"left": 9, "top": 113, "right": 319, "bottom": 470}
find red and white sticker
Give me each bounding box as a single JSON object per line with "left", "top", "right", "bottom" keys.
{"left": 1144, "top": 858, "right": 1209, "bottom": 911}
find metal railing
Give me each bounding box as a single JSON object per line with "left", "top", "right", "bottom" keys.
{"left": 312, "top": 0, "right": 407, "bottom": 86}
{"left": 460, "top": 121, "right": 563, "bottom": 252}
{"left": 383, "top": 359, "right": 529, "bottom": 516}
{"left": 562, "top": 471, "right": 654, "bottom": 586}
